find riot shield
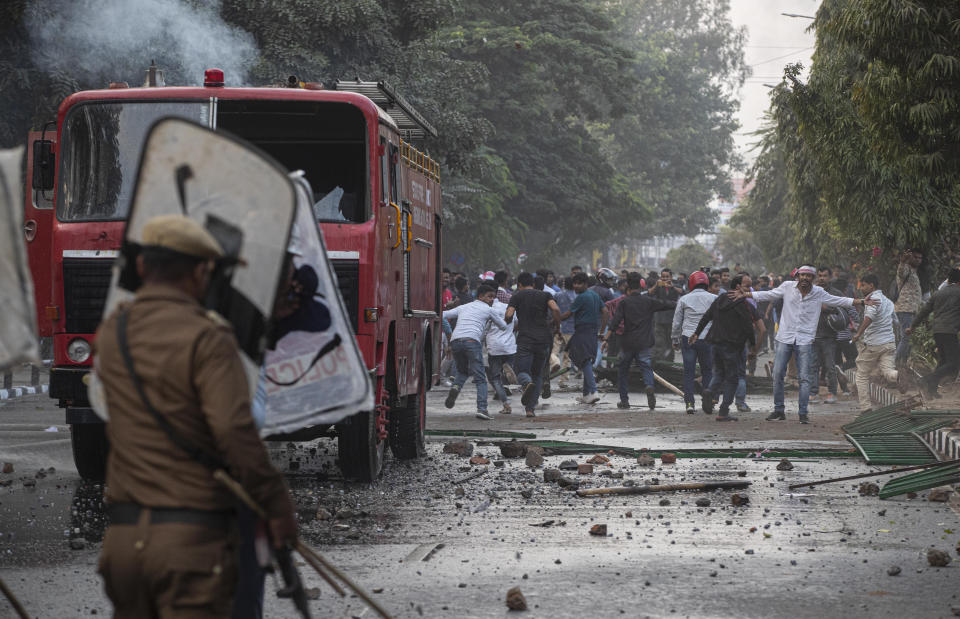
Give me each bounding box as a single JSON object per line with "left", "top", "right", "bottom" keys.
{"left": 0, "top": 147, "right": 40, "bottom": 370}
{"left": 255, "top": 173, "right": 373, "bottom": 436}
{"left": 103, "top": 118, "right": 297, "bottom": 396}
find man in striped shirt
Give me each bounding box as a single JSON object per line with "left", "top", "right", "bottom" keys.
{"left": 442, "top": 284, "right": 509, "bottom": 420}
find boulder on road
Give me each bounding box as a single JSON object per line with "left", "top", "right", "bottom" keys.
{"left": 443, "top": 441, "right": 474, "bottom": 457}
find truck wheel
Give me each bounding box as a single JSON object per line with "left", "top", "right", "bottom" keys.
{"left": 389, "top": 370, "right": 426, "bottom": 460}
{"left": 337, "top": 410, "right": 385, "bottom": 481}
{"left": 70, "top": 423, "right": 109, "bottom": 481}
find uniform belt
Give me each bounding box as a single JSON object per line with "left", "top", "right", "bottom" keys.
{"left": 107, "top": 502, "right": 234, "bottom": 528}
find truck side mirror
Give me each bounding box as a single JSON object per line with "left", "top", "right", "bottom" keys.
{"left": 32, "top": 140, "right": 54, "bottom": 191}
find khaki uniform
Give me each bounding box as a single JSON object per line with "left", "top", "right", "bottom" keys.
{"left": 95, "top": 283, "right": 293, "bottom": 618}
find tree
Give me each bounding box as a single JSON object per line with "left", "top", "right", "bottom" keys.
{"left": 665, "top": 241, "right": 714, "bottom": 275}
{"left": 714, "top": 226, "right": 765, "bottom": 274}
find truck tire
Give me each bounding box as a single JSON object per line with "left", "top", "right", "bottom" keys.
{"left": 389, "top": 369, "right": 426, "bottom": 460}
{"left": 337, "top": 410, "right": 385, "bottom": 481}
{"left": 70, "top": 423, "right": 109, "bottom": 481}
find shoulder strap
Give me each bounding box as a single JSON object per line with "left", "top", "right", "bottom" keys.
{"left": 117, "top": 309, "right": 226, "bottom": 472}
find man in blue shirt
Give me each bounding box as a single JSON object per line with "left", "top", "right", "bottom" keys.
{"left": 559, "top": 272, "right": 607, "bottom": 403}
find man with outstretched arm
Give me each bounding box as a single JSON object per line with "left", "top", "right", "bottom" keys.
{"left": 731, "top": 265, "right": 873, "bottom": 423}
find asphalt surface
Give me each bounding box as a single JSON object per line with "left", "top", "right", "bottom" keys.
{"left": 2, "top": 373, "right": 960, "bottom": 618}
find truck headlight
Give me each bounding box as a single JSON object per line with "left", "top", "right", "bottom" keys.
{"left": 67, "top": 338, "right": 91, "bottom": 363}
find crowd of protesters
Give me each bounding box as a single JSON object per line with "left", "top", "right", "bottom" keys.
{"left": 439, "top": 249, "right": 960, "bottom": 421}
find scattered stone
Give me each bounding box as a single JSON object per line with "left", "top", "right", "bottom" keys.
{"left": 776, "top": 459, "right": 794, "bottom": 471}
{"left": 744, "top": 549, "right": 754, "bottom": 555}
{"left": 69, "top": 538, "right": 85, "bottom": 550}
{"left": 559, "top": 460, "right": 578, "bottom": 471}
{"left": 499, "top": 442, "right": 526, "bottom": 459}
{"left": 315, "top": 507, "right": 332, "bottom": 520}
{"left": 887, "top": 565, "right": 901, "bottom": 576}
{"left": 557, "top": 477, "right": 579, "bottom": 491}
{"left": 469, "top": 456, "right": 490, "bottom": 465}
{"left": 22, "top": 479, "right": 36, "bottom": 488}
{"left": 305, "top": 587, "right": 321, "bottom": 600}
{"left": 731, "top": 493, "right": 749, "bottom": 506}
{"left": 443, "top": 441, "right": 474, "bottom": 457}
{"left": 927, "top": 548, "right": 951, "bottom": 567}
{"left": 454, "top": 487, "right": 465, "bottom": 497}
{"left": 637, "top": 454, "right": 655, "bottom": 467}
{"left": 858, "top": 482, "right": 880, "bottom": 496}
{"left": 520, "top": 489, "right": 533, "bottom": 499}
{"left": 577, "top": 463, "right": 593, "bottom": 475}
{"left": 877, "top": 509, "right": 886, "bottom": 517}
{"left": 335, "top": 509, "right": 358, "bottom": 520}
{"left": 494, "top": 460, "right": 505, "bottom": 468}
{"left": 927, "top": 486, "right": 953, "bottom": 502}
{"left": 695, "top": 498, "right": 711, "bottom": 507}
{"left": 506, "top": 586, "right": 527, "bottom": 611}
{"left": 906, "top": 492, "right": 918, "bottom": 499}
{"left": 525, "top": 447, "right": 544, "bottom": 468}
{"left": 660, "top": 453, "right": 677, "bottom": 465}
{"left": 658, "top": 499, "right": 670, "bottom": 506}
{"left": 589, "top": 524, "right": 608, "bottom": 536}
{"left": 0, "top": 479, "right": 11, "bottom": 487}
{"left": 737, "top": 470, "right": 747, "bottom": 477}
{"left": 1, "top": 463, "right": 12, "bottom": 474}
{"left": 587, "top": 454, "right": 610, "bottom": 465}
{"left": 624, "top": 511, "right": 633, "bottom": 518}
{"left": 543, "top": 469, "right": 562, "bottom": 483}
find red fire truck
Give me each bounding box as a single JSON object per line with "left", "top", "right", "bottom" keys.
{"left": 24, "top": 68, "right": 442, "bottom": 481}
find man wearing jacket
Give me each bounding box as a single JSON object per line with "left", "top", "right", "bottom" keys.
{"left": 671, "top": 271, "right": 716, "bottom": 414}
{"left": 603, "top": 273, "right": 677, "bottom": 410}
{"left": 906, "top": 268, "right": 960, "bottom": 398}
{"left": 690, "top": 274, "right": 761, "bottom": 421}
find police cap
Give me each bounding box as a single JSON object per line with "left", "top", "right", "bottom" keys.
{"left": 141, "top": 214, "right": 224, "bottom": 260}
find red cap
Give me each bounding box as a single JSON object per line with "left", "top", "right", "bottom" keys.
{"left": 688, "top": 271, "right": 709, "bottom": 289}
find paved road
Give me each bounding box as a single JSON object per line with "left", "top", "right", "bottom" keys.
{"left": 2, "top": 382, "right": 959, "bottom": 618}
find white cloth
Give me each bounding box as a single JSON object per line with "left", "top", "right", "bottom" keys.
{"left": 444, "top": 300, "right": 508, "bottom": 342}
{"left": 671, "top": 288, "right": 717, "bottom": 338}
{"left": 485, "top": 300, "right": 516, "bottom": 355}
{"left": 862, "top": 290, "right": 896, "bottom": 345}
{"left": 752, "top": 281, "right": 854, "bottom": 345}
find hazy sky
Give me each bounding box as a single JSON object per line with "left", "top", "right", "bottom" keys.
{"left": 729, "top": 0, "right": 822, "bottom": 164}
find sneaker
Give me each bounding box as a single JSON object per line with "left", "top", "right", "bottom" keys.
{"left": 475, "top": 410, "right": 493, "bottom": 420}
{"left": 686, "top": 403, "right": 696, "bottom": 415}
{"left": 520, "top": 382, "right": 537, "bottom": 408}
{"left": 716, "top": 414, "right": 738, "bottom": 422}
{"left": 444, "top": 385, "right": 460, "bottom": 409}
{"left": 617, "top": 400, "right": 631, "bottom": 410}
{"left": 824, "top": 394, "right": 837, "bottom": 404}
{"left": 736, "top": 403, "right": 751, "bottom": 413}
{"left": 701, "top": 391, "right": 714, "bottom": 415}
{"left": 525, "top": 408, "right": 536, "bottom": 418}
{"left": 541, "top": 381, "right": 552, "bottom": 399}
{"left": 583, "top": 392, "right": 600, "bottom": 404}
{"left": 499, "top": 403, "right": 512, "bottom": 415}
{"left": 765, "top": 411, "right": 786, "bottom": 421}
{"left": 807, "top": 395, "right": 820, "bottom": 405}
{"left": 798, "top": 414, "right": 809, "bottom": 424}
{"left": 645, "top": 386, "right": 656, "bottom": 410}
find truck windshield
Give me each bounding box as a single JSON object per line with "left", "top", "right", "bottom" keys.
{"left": 58, "top": 102, "right": 207, "bottom": 221}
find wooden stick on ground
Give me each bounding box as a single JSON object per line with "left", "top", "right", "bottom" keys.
{"left": 0, "top": 577, "right": 30, "bottom": 619}
{"left": 787, "top": 459, "right": 960, "bottom": 490}
{"left": 577, "top": 480, "right": 750, "bottom": 497}
{"left": 296, "top": 543, "right": 346, "bottom": 597}
{"left": 652, "top": 371, "right": 684, "bottom": 397}
{"left": 212, "top": 470, "right": 391, "bottom": 618}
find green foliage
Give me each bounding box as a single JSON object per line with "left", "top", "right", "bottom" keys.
{"left": 714, "top": 225, "right": 765, "bottom": 274}
{"left": 665, "top": 241, "right": 714, "bottom": 275}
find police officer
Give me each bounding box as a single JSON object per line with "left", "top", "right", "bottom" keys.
{"left": 94, "top": 214, "right": 297, "bottom": 618}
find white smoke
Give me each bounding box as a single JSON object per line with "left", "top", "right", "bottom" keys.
{"left": 27, "top": 0, "right": 259, "bottom": 86}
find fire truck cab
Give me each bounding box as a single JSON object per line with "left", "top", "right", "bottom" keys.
{"left": 26, "top": 70, "right": 442, "bottom": 481}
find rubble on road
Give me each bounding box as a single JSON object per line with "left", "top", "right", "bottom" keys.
{"left": 859, "top": 482, "right": 880, "bottom": 496}
{"left": 731, "top": 493, "right": 749, "bottom": 506}
{"left": 525, "top": 447, "right": 544, "bottom": 468}
{"left": 499, "top": 442, "right": 526, "bottom": 458}
{"left": 637, "top": 454, "right": 655, "bottom": 466}
{"left": 660, "top": 453, "right": 676, "bottom": 464}
{"left": 506, "top": 586, "right": 527, "bottom": 611}
{"left": 443, "top": 441, "right": 474, "bottom": 456}
{"left": 887, "top": 565, "right": 901, "bottom": 576}
{"left": 543, "top": 469, "right": 562, "bottom": 483}
{"left": 927, "top": 548, "right": 951, "bottom": 567}
{"left": 776, "top": 459, "right": 794, "bottom": 471}
{"left": 927, "top": 486, "right": 953, "bottom": 502}
{"left": 587, "top": 454, "right": 610, "bottom": 465}
{"left": 577, "top": 463, "right": 593, "bottom": 475}
{"left": 589, "top": 524, "right": 607, "bottom": 536}
{"left": 469, "top": 456, "right": 490, "bottom": 465}
{"left": 559, "top": 459, "right": 578, "bottom": 471}
{"left": 2, "top": 462, "right": 13, "bottom": 473}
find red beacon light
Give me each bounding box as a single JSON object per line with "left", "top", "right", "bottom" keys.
{"left": 204, "top": 68, "right": 225, "bottom": 87}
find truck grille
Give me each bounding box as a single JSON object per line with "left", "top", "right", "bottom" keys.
{"left": 62, "top": 259, "right": 112, "bottom": 333}
{"left": 331, "top": 260, "right": 359, "bottom": 333}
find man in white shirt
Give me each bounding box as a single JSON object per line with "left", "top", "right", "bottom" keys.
{"left": 486, "top": 298, "right": 517, "bottom": 415}
{"left": 442, "top": 284, "right": 509, "bottom": 419}
{"left": 734, "top": 266, "right": 871, "bottom": 423}
{"left": 671, "top": 270, "right": 717, "bottom": 414}
{"left": 851, "top": 274, "right": 898, "bottom": 412}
